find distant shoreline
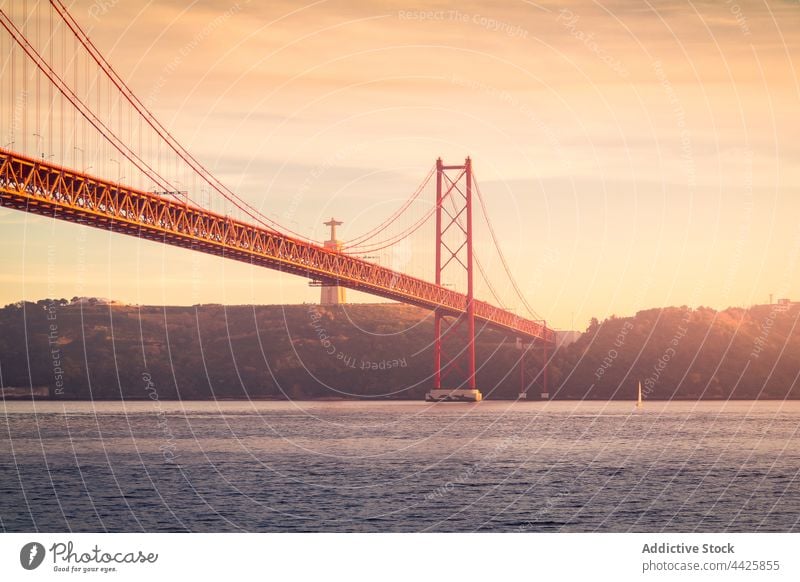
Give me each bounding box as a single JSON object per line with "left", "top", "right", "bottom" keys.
{"left": 1, "top": 301, "right": 798, "bottom": 401}
{"left": 3, "top": 396, "right": 798, "bottom": 402}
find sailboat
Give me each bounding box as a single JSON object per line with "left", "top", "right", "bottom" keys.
{"left": 636, "top": 380, "right": 643, "bottom": 410}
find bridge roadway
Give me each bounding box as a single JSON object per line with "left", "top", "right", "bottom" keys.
{"left": 0, "top": 149, "right": 554, "bottom": 343}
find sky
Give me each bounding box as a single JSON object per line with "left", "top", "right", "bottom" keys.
{"left": 1, "top": 0, "right": 798, "bottom": 330}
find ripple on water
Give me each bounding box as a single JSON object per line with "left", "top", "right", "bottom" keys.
{"left": 1, "top": 400, "right": 799, "bottom": 532}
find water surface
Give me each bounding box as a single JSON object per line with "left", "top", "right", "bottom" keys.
{"left": 1, "top": 400, "right": 798, "bottom": 532}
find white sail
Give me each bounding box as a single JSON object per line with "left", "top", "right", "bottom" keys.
{"left": 636, "top": 380, "right": 643, "bottom": 409}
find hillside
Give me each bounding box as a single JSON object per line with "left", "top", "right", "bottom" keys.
{"left": 555, "top": 304, "right": 800, "bottom": 400}
{"left": 0, "top": 300, "right": 797, "bottom": 400}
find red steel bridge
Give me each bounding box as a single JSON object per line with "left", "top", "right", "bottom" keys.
{"left": 0, "top": 1, "right": 554, "bottom": 400}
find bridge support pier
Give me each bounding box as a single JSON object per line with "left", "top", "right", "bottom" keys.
{"left": 426, "top": 388, "right": 482, "bottom": 402}
{"left": 518, "top": 336, "right": 549, "bottom": 400}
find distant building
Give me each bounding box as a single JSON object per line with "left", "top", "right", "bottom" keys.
{"left": 0, "top": 386, "right": 49, "bottom": 399}
{"left": 69, "top": 296, "right": 118, "bottom": 305}
{"left": 515, "top": 330, "right": 581, "bottom": 351}
{"left": 556, "top": 330, "right": 582, "bottom": 348}
{"left": 774, "top": 298, "right": 794, "bottom": 312}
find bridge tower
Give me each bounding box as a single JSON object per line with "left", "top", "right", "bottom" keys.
{"left": 426, "top": 158, "right": 482, "bottom": 403}
{"left": 320, "top": 217, "right": 346, "bottom": 305}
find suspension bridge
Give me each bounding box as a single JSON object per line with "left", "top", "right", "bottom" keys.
{"left": 0, "top": 1, "right": 555, "bottom": 402}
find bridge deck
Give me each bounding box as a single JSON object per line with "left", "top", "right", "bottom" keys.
{"left": 0, "top": 150, "right": 554, "bottom": 343}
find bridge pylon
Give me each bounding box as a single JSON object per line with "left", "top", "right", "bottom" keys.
{"left": 426, "top": 157, "right": 482, "bottom": 403}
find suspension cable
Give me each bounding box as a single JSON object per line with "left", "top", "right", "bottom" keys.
{"left": 0, "top": 8, "right": 191, "bottom": 206}
{"left": 342, "top": 163, "right": 435, "bottom": 248}
{"left": 50, "top": 0, "right": 315, "bottom": 239}
{"left": 473, "top": 171, "right": 544, "bottom": 321}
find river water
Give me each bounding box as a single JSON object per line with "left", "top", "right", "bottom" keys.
{"left": 1, "top": 400, "right": 798, "bottom": 532}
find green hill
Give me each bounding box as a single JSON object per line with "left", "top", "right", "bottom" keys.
{"left": 0, "top": 300, "right": 797, "bottom": 400}
{"left": 555, "top": 305, "right": 800, "bottom": 400}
